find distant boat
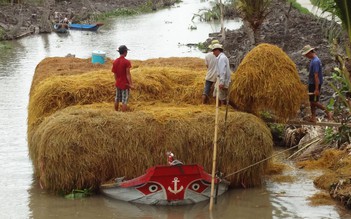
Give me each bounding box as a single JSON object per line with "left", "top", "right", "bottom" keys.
{"left": 53, "top": 23, "right": 69, "bottom": 33}
{"left": 100, "top": 153, "right": 229, "bottom": 205}
{"left": 68, "top": 23, "right": 104, "bottom": 31}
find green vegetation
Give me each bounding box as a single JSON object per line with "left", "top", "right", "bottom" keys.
{"left": 316, "top": 1, "right": 351, "bottom": 111}
{"left": 0, "top": 28, "right": 6, "bottom": 40}
{"left": 64, "top": 188, "right": 93, "bottom": 199}
{"left": 93, "top": 0, "right": 182, "bottom": 21}
{"left": 0, "top": 41, "right": 11, "bottom": 50}
{"left": 235, "top": 0, "right": 271, "bottom": 44}
{"left": 324, "top": 66, "right": 351, "bottom": 145}
{"left": 196, "top": 42, "right": 207, "bottom": 52}
{"left": 309, "top": 1, "right": 351, "bottom": 146}
{"left": 192, "top": 1, "right": 221, "bottom": 22}
{"left": 287, "top": 0, "right": 311, "bottom": 14}
{"left": 313, "top": 0, "right": 351, "bottom": 53}
{"left": 268, "top": 123, "right": 285, "bottom": 145}
{"left": 310, "top": 0, "right": 332, "bottom": 11}
{"left": 94, "top": 8, "right": 147, "bottom": 21}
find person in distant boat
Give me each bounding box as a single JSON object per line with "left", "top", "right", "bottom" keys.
{"left": 211, "top": 43, "right": 231, "bottom": 106}
{"left": 301, "top": 45, "right": 332, "bottom": 123}
{"left": 202, "top": 39, "right": 219, "bottom": 104}
{"left": 112, "top": 45, "right": 133, "bottom": 112}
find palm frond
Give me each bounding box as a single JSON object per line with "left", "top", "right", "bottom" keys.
{"left": 237, "top": 0, "right": 271, "bottom": 31}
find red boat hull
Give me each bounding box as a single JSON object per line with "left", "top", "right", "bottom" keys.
{"left": 101, "top": 164, "right": 229, "bottom": 205}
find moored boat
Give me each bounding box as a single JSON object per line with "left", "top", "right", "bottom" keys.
{"left": 53, "top": 23, "right": 69, "bottom": 33}
{"left": 100, "top": 153, "right": 229, "bottom": 205}
{"left": 68, "top": 23, "right": 104, "bottom": 31}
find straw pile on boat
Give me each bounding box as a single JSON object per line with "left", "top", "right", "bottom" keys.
{"left": 28, "top": 59, "right": 205, "bottom": 137}
{"left": 229, "top": 43, "right": 307, "bottom": 121}
{"left": 27, "top": 50, "right": 304, "bottom": 193}
{"left": 30, "top": 103, "right": 272, "bottom": 192}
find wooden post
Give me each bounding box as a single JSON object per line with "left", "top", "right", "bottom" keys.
{"left": 209, "top": 82, "right": 220, "bottom": 211}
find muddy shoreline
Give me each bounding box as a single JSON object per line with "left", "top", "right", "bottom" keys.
{"left": 0, "top": 0, "right": 176, "bottom": 40}
{"left": 218, "top": 0, "right": 344, "bottom": 108}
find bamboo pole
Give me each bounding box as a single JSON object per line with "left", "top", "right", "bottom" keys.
{"left": 286, "top": 120, "right": 346, "bottom": 127}
{"left": 209, "top": 82, "right": 220, "bottom": 211}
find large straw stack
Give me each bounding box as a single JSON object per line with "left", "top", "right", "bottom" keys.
{"left": 229, "top": 43, "right": 307, "bottom": 121}
{"left": 28, "top": 56, "right": 273, "bottom": 193}
{"left": 30, "top": 103, "right": 272, "bottom": 193}
{"left": 27, "top": 64, "right": 206, "bottom": 138}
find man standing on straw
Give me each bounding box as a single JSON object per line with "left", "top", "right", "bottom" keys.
{"left": 202, "top": 39, "right": 220, "bottom": 104}
{"left": 212, "top": 43, "right": 231, "bottom": 105}
{"left": 301, "top": 45, "right": 332, "bottom": 123}
{"left": 112, "top": 45, "right": 133, "bottom": 112}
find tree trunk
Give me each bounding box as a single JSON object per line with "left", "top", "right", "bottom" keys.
{"left": 152, "top": 0, "right": 157, "bottom": 10}
{"left": 282, "top": 3, "right": 292, "bottom": 49}
{"left": 219, "top": 0, "right": 225, "bottom": 40}
{"left": 253, "top": 26, "right": 261, "bottom": 45}
{"left": 39, "top": 0, "right": 54, "bottom": 33}
{"left": 243, "top": 20, "right": 255, "bottom": 46}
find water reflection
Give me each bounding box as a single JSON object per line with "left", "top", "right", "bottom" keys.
{"left": 267, "top": 168, "right": 341, "bottom": 219}
{"left": 28, "top": 179, "right": 273, "bottom": 219}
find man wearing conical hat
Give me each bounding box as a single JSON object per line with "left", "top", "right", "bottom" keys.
{"left": 202, "top": 39, "right": 219, "bottom": 104}
{"left": 301, "top": 45, "right": 332, "bottom": 122}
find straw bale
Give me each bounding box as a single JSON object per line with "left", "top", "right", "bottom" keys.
{"left": 32, "top": 57, "right": 205, "bottom": 93}
{"left": 131, "top": 66, "right": 204, "bottom": 104}
{"left": 229, "top": 43, "right": 307, "bottom": 121}
{"left": 132, "top": 57, "right": 206, "bottom": 71}
{"left": 28, "top": 66, "right": 205, "bottom": 135}
{"left": 30, "top": 104, "right": 272, "bottom": 193}
{"left": 27, "top": 70, "right": 114, "bottom": 137}
{"left": 31, "top": 57, "right": 112, "bottom": 94}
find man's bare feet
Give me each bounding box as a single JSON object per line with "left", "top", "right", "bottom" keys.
{"left": 304, "top": 116, "right": 317, "bottom": 123}
{"left": 326, "top": 111, "right": 333, "bottom": 121}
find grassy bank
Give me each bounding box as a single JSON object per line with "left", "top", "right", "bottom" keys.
{"left": 93, "top": 0, "right": 181, "bottom": 21}
{"left": 93, "top": 2, "right": 154, "bottom": 20}
{"left": 287, "top": 0, "right": 311, "bottom": 14}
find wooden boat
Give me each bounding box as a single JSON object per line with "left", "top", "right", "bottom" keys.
{"left": 53, "top": 23, "right": 69, "bottom": 33}
{"left": 68, "top": 23, "right": 104, "bottom": 31}
{"left": 100, "top": 153, "right": 229, "bottom": 205}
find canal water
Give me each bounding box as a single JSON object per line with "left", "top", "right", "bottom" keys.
{"left": 0, "top": 0, "right": 349, "bottom": 218}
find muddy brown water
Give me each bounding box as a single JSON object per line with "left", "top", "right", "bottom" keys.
{"left": 0, "top": 0, "right": 350, "bottom": 218}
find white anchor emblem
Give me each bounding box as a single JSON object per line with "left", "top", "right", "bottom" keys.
{"left": 168, "top": 177, "right": 184, "bottom": 194}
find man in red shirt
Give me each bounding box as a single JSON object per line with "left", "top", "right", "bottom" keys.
{"left": 112, "top": 45, "right": 133, "bottom": 112}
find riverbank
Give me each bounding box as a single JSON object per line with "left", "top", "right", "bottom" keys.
{"left": 218, "top": 0, "right": 344, "bottom": 108}
{"left": 0, "top": 0, "right": 178, "bottom": 40}
{"left": 215, "top": 0, "right": 351, "bottom": 211}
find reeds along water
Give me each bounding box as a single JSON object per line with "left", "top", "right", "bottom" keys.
{"left": 28, "top": 47, "right": 305, "bottom": 193}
